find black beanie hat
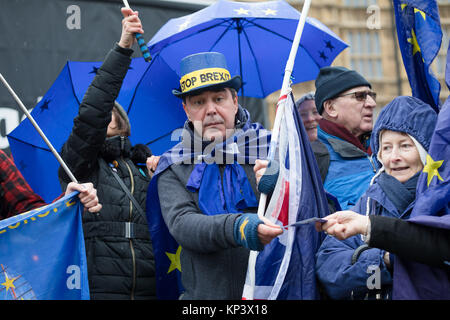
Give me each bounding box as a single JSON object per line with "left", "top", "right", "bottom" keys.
{"left": 314, "top": 66, "right": 371, "bottom": 115}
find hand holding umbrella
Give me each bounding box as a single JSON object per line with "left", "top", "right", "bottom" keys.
{"left": 121, "top": 1, "right": 151, "bottom": 62}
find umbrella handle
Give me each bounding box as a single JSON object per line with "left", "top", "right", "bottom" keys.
{"left": 122, "top": 0, "right": 152, "bottom": 62}
{"left": 135, "top": 33, "right": 152, "bottom": 62}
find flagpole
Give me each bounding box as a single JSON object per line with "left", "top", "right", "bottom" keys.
{"left": 258, "top": 0, "right": 312, "bottom": 217}
{"left": 246, "top": 0, "right": 312, "bottom": 300}
{"left": 0, "top": 73, "right": 79, "bottom": 184}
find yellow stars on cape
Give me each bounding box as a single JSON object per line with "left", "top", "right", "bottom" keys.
{"left": 407, "top": 29, "right": 421, "bottom": 56}
{"left": 1, "top": 273, "right": 19, "bottom": 293}
{"left": 166, "top": 245, "right": 182, "bottom": 274}
{"left": 423, "top": 154, "right": 444, "bottom": 187}
{"left": 239, "top": 218, "right": 249, "bottom": 241}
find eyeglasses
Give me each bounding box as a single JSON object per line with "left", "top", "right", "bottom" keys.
{"left": 337, "top": 90, "right": 377, "bottom": 102}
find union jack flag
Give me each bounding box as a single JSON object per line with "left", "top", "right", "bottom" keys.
{"left": 242, "top": 91, "right": 329, "bottom": 300}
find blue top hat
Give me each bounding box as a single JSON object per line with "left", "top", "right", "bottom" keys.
{"left": 172, "top": 52, "right": 242, "bottom": 98}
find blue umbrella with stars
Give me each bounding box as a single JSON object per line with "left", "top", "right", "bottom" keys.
{"left": 147, "top": 0, "right": 348, "bottom": 98}
{"left": 7, "top": 55, "right": 186, "bottom": 202}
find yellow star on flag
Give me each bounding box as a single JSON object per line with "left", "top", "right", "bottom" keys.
{"left": 239, "top": 218, "right": 249, "bottom": 241}
{"left": 166, "top": 245, "right": 182, "bottom": 274}
{"left": 234, "top": 8, "right": 249, "bottom": 15}
{"left": 1, "top": 273, "right": 18, "bottom": 292}
{"left": 423, "top": 154, "right": 444, "bottom": 187}
{"left": 407, "top": 29, "right": 421, "bottom": 56}
{"left": 400, "top": 5, "right": 426, "bottom": 21}
{"left": 414, "top": 8, "right": 426, "bottom": 20}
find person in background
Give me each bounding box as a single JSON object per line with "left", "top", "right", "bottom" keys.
{"left": 295, "top": 92, "right": 328, "bottom": 182}
{"left": 295, "top": 92, "right": 321, "bottom": 142}
{"left": 314, "top": 96, "right": 438, "bottom": 300}
{"left": 58, "top": 8, "right": 156, "bottom": 300}
{"left": 314, "top": 66, "right": 377, "bottom": 210}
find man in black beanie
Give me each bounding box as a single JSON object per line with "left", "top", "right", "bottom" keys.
{"left": 314, "top": 66, "right": 377, "bottom": 210}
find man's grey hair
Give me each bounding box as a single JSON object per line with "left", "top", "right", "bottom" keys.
{"left": 295, "top": 91, "right": 315, "bottom": 109}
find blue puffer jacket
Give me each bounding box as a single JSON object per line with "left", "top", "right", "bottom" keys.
{"left": 317, "top": 128, "right": 377, "bottom": 210}
{"left": 316, "top": 180, "right": 415, "bottom": 299}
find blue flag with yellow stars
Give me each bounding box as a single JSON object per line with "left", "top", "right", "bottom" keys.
{"left": 393, "top": 0, "right": 442, "bottom": 111}
{"left": 0, "top": 192, "right": 89, "bottom": 300}
{"left": 411, "top": 38, "right": 450, "bottom": 219}
{"left": 393, "top": 42, "right": 450, "bottom": 300}
{"left": 393, "top": 96, "right": 450, "bottom": 299}
{"left": 411, "top": 97, "right": 450, "bottom": 218}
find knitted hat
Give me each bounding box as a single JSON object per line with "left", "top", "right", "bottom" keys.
{"left": 314, "top": 66, "right": 371, "bottom": 115}
{"left": 172, "top": 52, "right": 241, "bottom": 98}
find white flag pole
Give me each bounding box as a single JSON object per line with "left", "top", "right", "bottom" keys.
{"left": 0, "top": 73, "right": 79, "bottom": 184}
{"left": 258, "top": 0, "right": 312, "bottom": 217}
{"left": 245, "top": 0, "right": 312, "bottom": 300}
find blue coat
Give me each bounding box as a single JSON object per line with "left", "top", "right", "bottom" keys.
{"left": 315, "top": 180, "right": 414, "bottom": 300}
{"left": 317, "top": 128, "right": 376, "bottom": 210}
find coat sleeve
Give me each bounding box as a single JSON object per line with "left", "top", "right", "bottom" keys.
{"left": 58, "top": 44, "right": 133, "bottom": 185}
{"left": 369, "top": 215, "right": 450, "bottom": 269}
{"left": 157, "top": 166, "right": 240, "bottom": 254}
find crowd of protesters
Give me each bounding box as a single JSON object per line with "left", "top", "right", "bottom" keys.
{"left": 1, "top": 7, "right": 448, "bottom": 300}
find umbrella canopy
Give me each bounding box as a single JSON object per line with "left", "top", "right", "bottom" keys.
{"left": 7, "top": 55, "right": 186, "bottom": 202}
{"left": 147, "top": 0, "right": 348, "bottom": 98}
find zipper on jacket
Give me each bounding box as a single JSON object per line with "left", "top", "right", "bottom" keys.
{"left": 368, "top": 155, "right": 377, "bottom": 173}
{"left": 122, "top": 156, "right": 137, "bottom": 300}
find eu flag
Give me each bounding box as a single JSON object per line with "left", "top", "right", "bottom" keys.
{"left": 393, "top": 0, "right": 442, "bottom": 111}
{"left": 411, "top": 98, "right": 450, "bottom": 218}
{"left": 0, "top": 192, "right": 89, "bottom": 300}
{"left": 392, "top": 42, "right": 450, "bottom": 300}
{"left": 412, "top": 39, "right": 450, "bottom": 219}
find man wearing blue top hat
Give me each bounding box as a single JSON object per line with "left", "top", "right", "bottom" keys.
{"left": 147, "top": 51, "right": 283, "bottom": 299}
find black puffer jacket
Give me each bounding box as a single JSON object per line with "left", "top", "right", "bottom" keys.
{"left": 58, "top": 44, "right": 156, "bottom": 300}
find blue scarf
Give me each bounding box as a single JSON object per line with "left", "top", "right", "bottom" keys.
{"left": 154, "top": 107, "right": 271, "bottom": 216}
{"left": 377, "top": 171, "right": 420, "bottom": 216}
{"left": 186, "top": 162, "right": 258, "bottom": 215}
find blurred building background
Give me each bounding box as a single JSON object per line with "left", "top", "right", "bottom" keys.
{"left": 257, "top": 0, "right": 450, "bottom": 125}
{"left": 0, "top": 0, "right": 448, "bottom": 151}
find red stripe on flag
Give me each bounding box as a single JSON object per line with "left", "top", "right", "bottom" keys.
{"left": 271, "top": 180, "right": 289, "bottom": 226}
{"left": 278, "top": 181, "right": 290, "bottom": 226}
